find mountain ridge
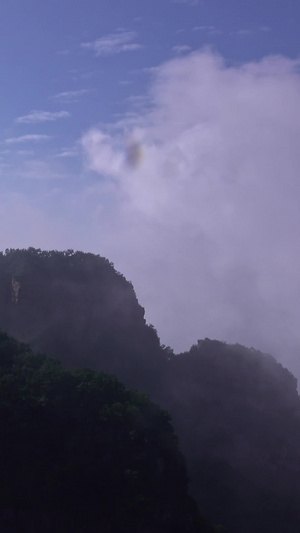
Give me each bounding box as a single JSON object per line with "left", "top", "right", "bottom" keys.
{"left": 0, "top": 247, "right": 299, "bottom": 532}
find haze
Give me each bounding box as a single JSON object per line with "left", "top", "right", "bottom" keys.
{"left": 1, "top": 0, "right": 300, "bottom": 378}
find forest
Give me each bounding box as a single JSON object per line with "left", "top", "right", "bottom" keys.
{"left": 1, "top": 248, "right": 300, "bottom": 532}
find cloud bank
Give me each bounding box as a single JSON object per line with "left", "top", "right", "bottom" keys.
{"left": 82, "top": 49, "right": 300, "bottom": 377}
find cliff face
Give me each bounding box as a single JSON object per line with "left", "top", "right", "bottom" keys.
{"left": 0, "top": 248, "right": 165, "bottom": 394}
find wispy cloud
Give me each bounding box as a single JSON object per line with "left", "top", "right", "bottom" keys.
{"left": 81, "top": 31, "right": 142, "bottom": 56}
{"left": 232, "top": 27, "right": 271, "bottom": 37}
{"left": 173, "top": 45, "right": 191, "bottom": 54}
{"left": 51, "top": 89, "right": 92, "bottom": 104}
{"left": 57, "top": 49, "right": 70, "bottom": 56}
{"left": 5, "top": 135, "right": 51, "bottom": 144}
{"left": 55, "top": 149, "right": 78, "bottom": 158}
{"left": 235, "top": 29, "right": 252, "bottom": 36}
{"left": 15, "top": 110, "right": 70, "bottom": 124}
{"left": 193, "top": 25, "right": 222, "bottom": 35}
{"left": 193, "top": 26, "right": 215, "bottom": 31}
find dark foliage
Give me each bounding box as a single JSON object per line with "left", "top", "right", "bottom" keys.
{"left": 0, "top": 331, "right": 212, "bottom": 533}
{"left": 165, "top": 339, "right": 300, "bottom": 533}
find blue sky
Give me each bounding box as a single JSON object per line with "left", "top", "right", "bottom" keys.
{"left": 1, "top": 0, "right": 299, "bottom": 156}
{"left": 1, "top": 0, "right": 300, "bottom": 375}
{"left": 0, "top": 0, "right": 298, "bottom": 210}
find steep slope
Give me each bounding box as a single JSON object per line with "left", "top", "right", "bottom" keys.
{"left": 0, "top": 248, "right": 165, "bottom": 395}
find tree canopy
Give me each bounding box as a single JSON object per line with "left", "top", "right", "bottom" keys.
{"left": 0, "top": 330, "right": 215, "bottom": 533}
{"left": 165, "top": 339, "right": 300, "bottom": 532}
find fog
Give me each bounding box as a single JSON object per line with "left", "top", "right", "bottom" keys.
{"left": 82, "top": 50, "right": 300, "bottom": 379}
{"left": 1, "top": 49, "right": 300, "bottom": 378}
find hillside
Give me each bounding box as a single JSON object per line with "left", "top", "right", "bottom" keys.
{"left": 0, "top": 330, "right": 213, "bottom": 533}
{"left": 165, "top": 340, "right": 300, "bottom": 532}
{"left": 0, "top": 248, "right": 165, "bottom": 396}
{"left": 1, "top": 248, "right": 300, "bottom": 532}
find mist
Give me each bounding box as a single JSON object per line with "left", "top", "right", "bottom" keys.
{"left": 81, "top": 49, "right": 300, "bottom": 379}
{"left": 1, "top": 49, "right": 300, "bottom": 378}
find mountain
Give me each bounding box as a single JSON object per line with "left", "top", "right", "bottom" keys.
{"left": 0, "top": 248, "right": 165, "bottom": 396}
{"left": 1, "top": 248, "right": 300, "bottom": 532}
{"left": 165, "top": 339, "right": 300, "bottom": 533}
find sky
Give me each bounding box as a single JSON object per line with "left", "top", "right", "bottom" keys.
{"left": 1, "top": 0, "right": 300, "bottom": 377}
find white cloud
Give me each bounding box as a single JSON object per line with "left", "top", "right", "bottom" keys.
{"left": 15, "top": 110, "right": 70, "bottom": 124}
{"left": 55, "top": 149, "right": 78, "bottom": 158}
{"left": 82, "top": 50, "right": 300, "bottom": 379}
{"left": 193, "top": 26, "right": 216, "bottom": 32}
{"left": 81, "top": 31, "right": 142, "bottom": 56}
{"left": 82, "top": 130, "right": 123, "bottom": 176}
{"left": 5, "top": 135, "right": 51, "bottom": 144}
{"left": 51, "top": 89, "right": 92, "bottom": 104}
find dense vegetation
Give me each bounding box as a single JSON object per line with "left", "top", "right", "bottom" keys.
{"left": 1, "top": 248, "right": 300, "bottom": 532}
{"left": 165, "top": 340, "right": 300, "bottom": 533}
{"left": 0, "top": 331, "right": 213, "bottom": 533}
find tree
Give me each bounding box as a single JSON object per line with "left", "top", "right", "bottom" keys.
{"left": 0, "top": 331, "right": 209, "bottom": 533}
